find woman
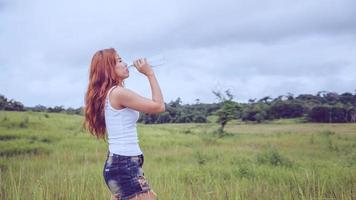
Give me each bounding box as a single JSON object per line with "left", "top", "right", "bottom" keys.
{"left": 83, "top": 48, "right": 165, "bottom": 200}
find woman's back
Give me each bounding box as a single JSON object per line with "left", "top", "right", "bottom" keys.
{"left": 104, "top": 85, "right": 143, "bottom": 156}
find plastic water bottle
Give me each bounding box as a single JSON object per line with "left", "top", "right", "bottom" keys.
{"left": 128, "top": 55, "right": 165, "bottom": 70}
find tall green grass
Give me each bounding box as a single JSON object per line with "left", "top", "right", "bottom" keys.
{"left": 1, "top": 111, "right": 356, "bottom": 199}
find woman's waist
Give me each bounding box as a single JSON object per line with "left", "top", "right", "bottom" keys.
{"left": 108, "top": 143, "right": 143, "bottom": 157}
{"left": 108, "top": 132, "right": 140, "bottom": 145}
{"left": 106, "top": 126, "right": 137, "bottom": 135}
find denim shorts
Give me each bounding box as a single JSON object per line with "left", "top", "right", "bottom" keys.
{"left": 103, "top": 151, "right": 152, "bottom": 200}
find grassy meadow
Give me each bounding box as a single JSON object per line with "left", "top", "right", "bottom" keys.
{"left": 0, "top": 111, "right": 356, "bottom": 200}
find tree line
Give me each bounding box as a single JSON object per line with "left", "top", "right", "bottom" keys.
{"left": 240, "top": 91, "right": 356, "bottom": 123}
{"left": 1, "top": 90, "right": 356, "bottom": 123}
{"left": 0, "top": 95, "right": 25, "bottom": 111}
{"left": 0, "top": 95, "right": 82, "bottom": 115}
{"left": 140, "top": 91, "right": 356, "bottom": 124}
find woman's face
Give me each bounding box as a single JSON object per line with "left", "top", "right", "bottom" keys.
{"left": 114, "top": 53, "right": 129, "bottom": 79}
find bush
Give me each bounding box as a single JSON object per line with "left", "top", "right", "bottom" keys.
{"left": 309, "top": 106, "right": 349, "bottom": 123}
{"left": 241, "top": 106, "right": 267, "bottom": 122}
{"left": 268, "top": 101, "right": 304, "bottom": 119}
{"left": 256, "top": 148, "right": 292, "bottom": 167}
{"left": 193, "top": 114, "right": 207, "bottom": 123}
{"left": 309, "top": 106, "right": 331, "bottom": 122}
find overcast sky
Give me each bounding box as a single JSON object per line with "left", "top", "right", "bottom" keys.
{"left": 1, "top": 0, "right": 355, "bottom": 108}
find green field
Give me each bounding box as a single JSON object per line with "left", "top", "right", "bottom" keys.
{"left": 1, "top": 111, "right": 356, "bottom": 200}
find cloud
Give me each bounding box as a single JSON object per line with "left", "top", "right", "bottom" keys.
{"left": 0, "top": 0, "right": 355, "bottom": 107}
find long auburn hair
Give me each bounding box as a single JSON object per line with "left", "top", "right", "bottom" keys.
{"left": 83, "top": 48, "right": 124, "bottom": 140}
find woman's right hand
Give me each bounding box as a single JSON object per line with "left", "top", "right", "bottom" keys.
{"left": 133, "top": 58, "right": 154, "bottom": 76}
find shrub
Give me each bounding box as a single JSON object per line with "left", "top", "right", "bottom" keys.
{"left": 256, "top": 148, "right": 292, "bottom": 167}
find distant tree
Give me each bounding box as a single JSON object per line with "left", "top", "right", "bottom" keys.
{"left": 139, "top": 113, "right": 158, "bottom": 124}
{"left": 295, "top": 94, "right": 323, "bottom": 111}
{"left": 248, "top": 98, "right": 256, "bottom": 103}
{"left": 180, "top": 113, "right": 194, "bottom": 123}
{"left": 258, "top": 96, "right": 272, "bottom": 104}
{"left": 0, "top": 95, "right": 8, "bottom": 110}
{"left": 156, "top": 112, "right": 171, "bottom": 123}
{"left": 206, "top": 103, "right": 221, "bottom": 114}
{"left": 268, "top": 101, "right": 304, "bottom": 119}
{"left": 241, "top": 103, "right": 269, "bottom": 122}
{"left": 287, "top": 92, "right": 294, "bottom": 100}
{"left": 32, "top": 104, "right": 47, "bottom": 112}
{"left": 340, "top": 92, "right": 354, "bottom": 105}
{"left": 212, "top": 89, "right": 240, "bottom": 137}
{"left": 308, "top": 105, "right": 348, "bottom": 123}
{"left": 5, "top": 99, "right": 25, "bottom": 111}
{"left": 275, "top": 95, "right": 285, "bottom": 101}
{"left": 65, "top": 107, "right": 82, "bottom": 115}
{"left": 330, "top": 106, "right": 348, "bottom": 122}
{"left": 324, "top": 92, "right": 339, "bottom": 105}
{"left": 169, "top": 97, "right": 182, "bottom": 108}
{"left": 317, "top": 91, "right": 328, "bottom": 98}
{"left": 193, "top": 114, "right": 207, "bottom": 123}
{"left": 348, "top": 108, "right": 356, "bottom": 123}
{"left": 296, "top": 94, "right": 323, "bottom": 104}
{"left": 308, "top": 106, "right": 331, "bottom": 122}
{"left": 47, "top": 106, "right": 65, "bottom": 113}
{"left": 76, "top": 107, "right": 84, "bottom": 115}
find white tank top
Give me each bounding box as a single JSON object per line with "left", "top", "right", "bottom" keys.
{"left": 104, "top": 85, "right": 143, "bottom": 156}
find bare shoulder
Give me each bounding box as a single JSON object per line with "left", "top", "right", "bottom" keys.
{"left": 112, "top": 87, "right": 144, "bottom": 105}
{"left": 111, "top": 87, "right": 134, "bottom": 99}
{"left": 110, "top": 86, "right": 125, "bottom": 96}
{"left": 110, "top": 86, "right": 165, "bottom": 114}
{"left": 109, "top": 86, "right": 127, "bottom": 109}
